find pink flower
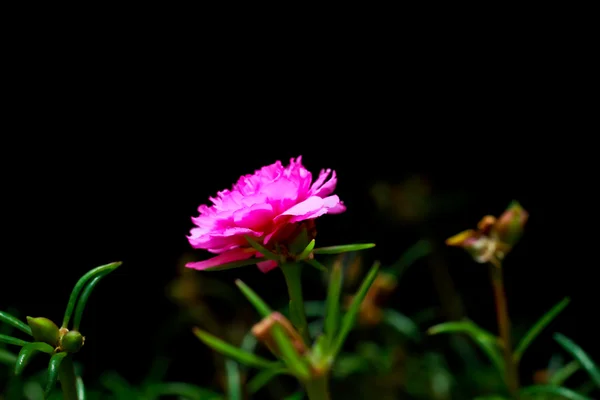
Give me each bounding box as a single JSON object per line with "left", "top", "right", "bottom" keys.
{"left": 186, "top": 156, "right": 346, "bottom": 273}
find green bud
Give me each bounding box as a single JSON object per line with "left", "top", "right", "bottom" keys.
{"left": 60, "top": 330, "right": 85, "bottom": 353}
{"left": 26, "top": 317, "right": 60, "bottom": 347}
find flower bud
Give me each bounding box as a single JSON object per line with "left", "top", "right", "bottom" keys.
{"left": 59, "top": 330, "right": 85, "bottom": 353}
{"left": 494, "top": 201, "right": 528, "bottom": 246}
{"left": 26, "top": 317, "right": 60, "bottom": 347}
{"left": 251, "top": 312, "right": 306, "bottom": 357}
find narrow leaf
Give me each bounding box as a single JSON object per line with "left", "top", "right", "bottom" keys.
{"left": 554, "top": 333, "right": 600, "bottom": 387}
{"left": 305, "top": 258, "right": 327, "bottom": 272}
{"left": 514, "top": 297, "right": 570, "bottom": 363}
{"left": 225, "top": 359, "right": 242, "bottom": 400}
{"left": 235, "top": 280, "right": 272, "bottom": 318}
{"left": 297, "top": 239, "right": 316, "bottom": 260}
{"left": 144, "top": 383, "right": 224, "bottom": 400}
{"left": 0, "top": 311, "right": 33, "bottom": 336}
{"left": 245, "top": 236, "right": 280, "bottom": 261}
{"left": 330, "top": 261, "right": 380, "bottom": 358}
{"left": 193, "top": 327, "right": 279, "bottom": 369}
{"left": 44, "top": 352, "right": 68, "bottom": 398}
{"left": 324, "top": 260, "right": 343, "bottom": 347}
{"left": 15, "top": 342, "right": 54, "bottom": 375}
{"left": 271, "top": 324, "right": 310, "bottom": 380}
{"left": 382, "top": 309, "right": 420, "bottom": 340}
{"left": 76, "top": 376, "right": 86, "bottom": 400}
{"left": 550, "top": 360, "right": 580, "bottom": 386}
{"left": 313, "top": 243, "right": 375, "bottom": 255}
{"left": 388, "top": 239, "right": 432, "bottom": 279}
{"left": 520, "top": 384, "right": 593, "bottom": 400}
{"left": 0, "top": 348, "right": 17, "bottom": 365}
{"left": 0, "top": 334, "right": 30, "bottom": 347}
{"left": 427, "top": 321, "right": 504, "bottom": 375}
{"left": 203, "top": 257, "right": 268, "bottom": 271}
{"left": 247, "top": 367, "right": 289, "bottom": 393}
{"left": 63, "top": 261, "right": 122, "bottom": 328}
{"left": 73, "top": 273, "right": 110, "bottom": 331}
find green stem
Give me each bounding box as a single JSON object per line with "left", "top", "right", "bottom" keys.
{"left": 58, "top": 355, "right": 79, "bottom": 400}
{"left": 304, "top": 373, "right": 331, "bottom": 400}
{"left": 280, "top": 262, "right": 310, "bottom": 344}
{"left": 489, "top": 260, "right": 519, "bottom": 398}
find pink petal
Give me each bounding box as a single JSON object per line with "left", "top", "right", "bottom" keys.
{"left": 274, "top": 195, "right": 345, "bottom": 224}
{"left": 188, "top": 227, "right": 261, "bottom": 250}
{"left": 185, "top": 247, "right": 257, "bottom": 270}
{"left": 323, "top": 195, "right": 346, "bottom": 214}
{"left": 310, "top": 169, "right": 338, "bottom": 198}
{"left": 233, "top": 203, "right": 274, "bottom": 230}
{"left": 257, "top": 259, "right": 279, "bottom": 273}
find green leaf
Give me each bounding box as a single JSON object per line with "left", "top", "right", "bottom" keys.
{"left": 305, "top": 258, "right": 327, "bottom": 272}
{"left": 144, "top": 383, "right": 224, "bottom": 400}
{"left": 550, "top": 360, "right": 580, "bottom": 386}
{"left": 381, "top": 309, "right": 420, "bottom": 340}
{"left": 73, "top": 273, "right": 111, "bottom": 331}
{"left": 225, "top": 359, "right": 242, "bottom": 400}
{"left": 519, "top": 384, "right": 593, "bottom": 400}
{"left": 324, "top": 259, "right": 343, "bottom": 348}
{"left": 0, "top": 311, "right": 33, "bottom": 336}
{"left": 387, "top": 239, "right": 432, "bottom": 279}
{"left": 284, "top": 391, "right": 304, "bottom": 400}
{"left": 513, "top": 297, "right": 570, "bottom": 364}
{"left": 330, "top": 261, "right": 380, "bottom": 358}
{"left": 44, "top": 352, "right": 68, "bottom": 398}
{"left": 235, "top": 280, "right": 273, "bottom": 318}
{"left": 100, "top": 371, "right": 139, "bottom": 398}
{"left": 427, "top": 321, "right": 504, "bottom": 375}
{"left": 193, "top": 327, "right": 279, "bottom": 369}
{"left": 247, "top": 367, "right": 289, "bottom": 393}
{"left": 76, "top": 377, "right": 86, "bottom": 400}
{"left": 15, "top": 342, "right": 54, "bottom": 375}
{"left": 201, "top": 257, "right": 268, "bottom": 272}
{"left": 0, "top": 333, "right": 30, "bottom": 347}
{"left": 297, "top": 239, "right": 316, "bottom": 260}
{"left": 0, "top": 348, "right": 17, "bottom": 365}
{"left": 244, "top": 236, "right": 280, "bottom": 261}
{"left": 62, "top": 261, "right": 122, "bottom": 328}
{"left": 270, "top": 324, "right": 310, "bottom": 380}
{"left": 554, "top": 333, "right": 600, "bottom": 387}
{"left": 313, "top": 243, "right": 375, "bottom": 255}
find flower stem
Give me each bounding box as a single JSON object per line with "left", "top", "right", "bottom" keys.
{"left": 489, "top": 260, "right": 519, "bottom": 398}
{"left": 58, "top": 355, "right": 79, "bottom": 400}
{"left": 304, "top": 373, "right": 331, "bottom": 400}
{"left": 280, "top": 262, "right": 310, "bottom": 345}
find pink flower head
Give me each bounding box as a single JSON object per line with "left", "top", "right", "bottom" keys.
{"left": 186, "top": 156, "right": 346, "bottom": 273}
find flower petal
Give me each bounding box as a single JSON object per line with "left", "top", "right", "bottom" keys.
{"left": 233, "top": 203, "right": 274, "bottom": 230}
{"left": 257, "top": 259, "right": 279, "bottom": 273}
{"left": 310, "top": 169, "right": 338, "bottom": 198}
{"left": 185, "top": 247, "right": 256, "bottom": 271}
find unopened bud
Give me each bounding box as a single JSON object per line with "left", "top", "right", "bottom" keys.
{"left": 59, "top": 330, "right": 85, "bottom": 353}
{"left": 494, "top": 201, "right": 528, "bottom": 246}
{"left": 26, "top": 317, "right": 60, "bottom": 347}
{"left": 251, "top": 312, "right": 306, "bottom": 357}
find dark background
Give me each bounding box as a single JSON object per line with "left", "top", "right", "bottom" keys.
{"left": 1, "top": 41, "right": 595, "bottom": 393}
